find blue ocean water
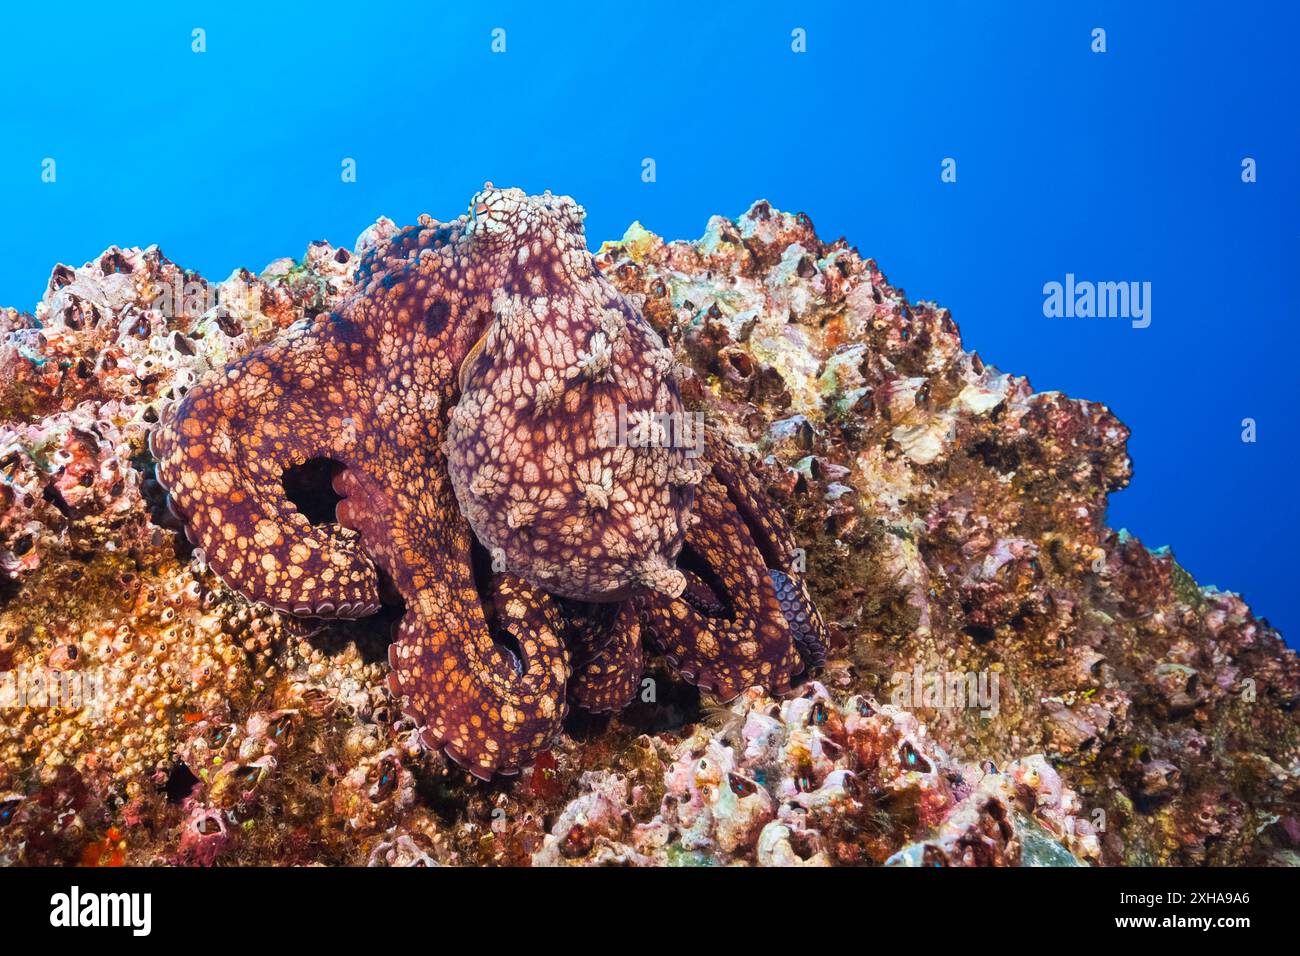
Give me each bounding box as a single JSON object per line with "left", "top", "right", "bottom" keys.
{"left": 0, "top": 3, "right": 1295, "bottom": 639}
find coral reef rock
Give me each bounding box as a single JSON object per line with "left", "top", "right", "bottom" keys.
{"left": 0, "top": 200, "right": 1295, "bottom": 866}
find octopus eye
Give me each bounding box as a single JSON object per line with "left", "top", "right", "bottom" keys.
{"left": 0, "top": 797, "right": 20, "bottom": 826}
{"left": 727, "top": 773, "right": 757, "bottom": 798}
{"left": 810, "top": 701, "right": 829, "bottom": 726}
{"left": 901, "top": 742, "right": 932, "bottom": 774}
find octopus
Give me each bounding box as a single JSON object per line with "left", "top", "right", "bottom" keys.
{"left": 151, "top": 185, "right": 827, "bottom": 779}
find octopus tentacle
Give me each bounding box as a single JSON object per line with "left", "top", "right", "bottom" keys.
{"left": 382, "top": 480, "right": 571, "bottom": 779}
{"left": 151, "top": 335, "right": 380, "bottom": 617}
{"left": 638, "top": 433, "right": 827, "bottom": 700}
{"left": 770, "top": 569, "right": 828, "bottom": 670}
{"left": 705, "top": 437, "right": 829, "bottom": 670}
{"left": 562, "top": 599, "right": 644, "bottom": 713}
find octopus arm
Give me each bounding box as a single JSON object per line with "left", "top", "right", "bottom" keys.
{"left": 707, "top": 439, "right": 829, "bottom": 670}
{"left": 384, "top": 483, "right": 571, "bottom": 779}
{"left": 638, "top": 435, "right": 827, "bottom": 700}
{"left": 564, "top": 599, "right": 644, "bottom": 713}
{"left": 151, "top": 336, "right": 380, "bottom": 617}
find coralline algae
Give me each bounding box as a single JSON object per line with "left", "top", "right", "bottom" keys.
{"left": 0, "top": 200, "right": 1295, "bottom": 866}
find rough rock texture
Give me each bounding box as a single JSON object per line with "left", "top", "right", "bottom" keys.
{"left": 0, "top": 201, "right": 1295, "bottom": 866}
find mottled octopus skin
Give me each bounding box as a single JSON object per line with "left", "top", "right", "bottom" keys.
{"left": 151, "top": 185, "right": 827, "bottom": 779}
{"left": 446, "top": 201, "right": 694, "bottom": 602}
{"left": 557, "top": 598, "right": 644, "bottom": 714}
{"left": 637, "top": 432, "right": 827, "bottom": 701}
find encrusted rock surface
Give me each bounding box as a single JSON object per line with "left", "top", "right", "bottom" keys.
{"left": 0, "top": 201, "right": 1295, "bottom": 866}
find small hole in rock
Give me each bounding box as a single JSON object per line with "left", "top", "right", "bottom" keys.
{"left": 163, "top": 762, "right": 200, "bottom": 804}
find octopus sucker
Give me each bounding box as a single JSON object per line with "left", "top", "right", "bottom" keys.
{"left": 152, "top": 185, "right": 827, "bottom": 778}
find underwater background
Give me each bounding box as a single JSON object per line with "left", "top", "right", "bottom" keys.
{"left": 0, "top": 0, "right": 1295, "bottom": 639}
